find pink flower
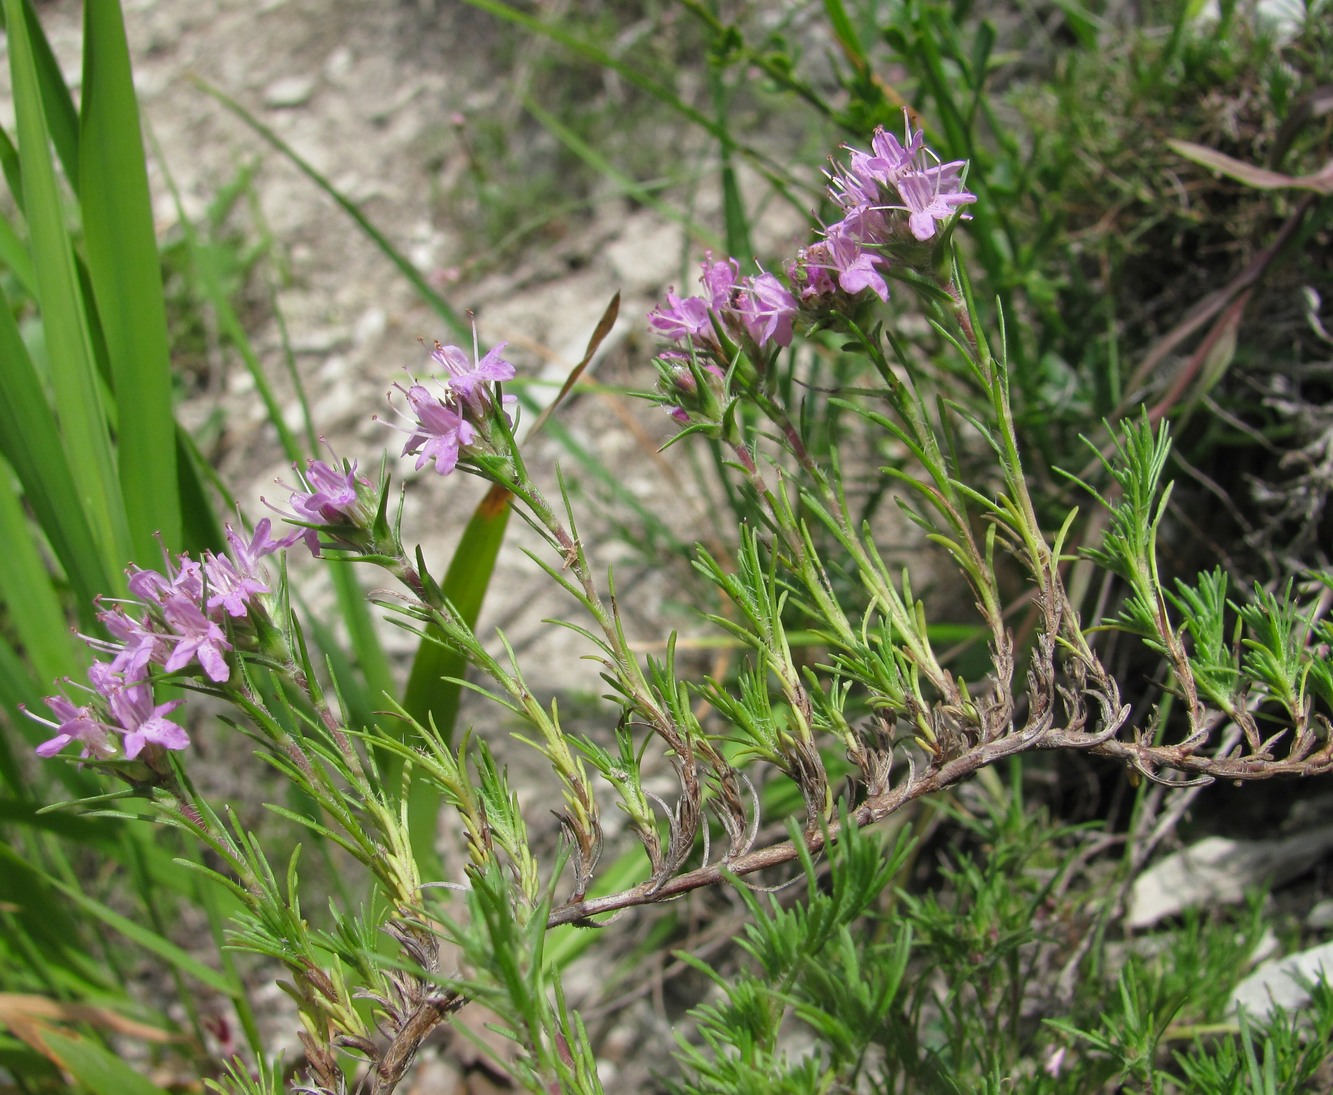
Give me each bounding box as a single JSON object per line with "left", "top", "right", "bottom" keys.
{"left": 896, "top": 164, "right": 977, "bottom": 241}
{"left": 394, "top": 382, "right": 477, "bottom": 476}
{"left": 736, "top": 272, "right": 798, "bottom": 348}
{"left": 223, "top": 518, "right": 299, "bottom": 574}
{"left": 24, "top": 692, "right": 117, "bottom": 759}
{"left": 846, "top": 123, "right": 924, "bottom": 189}
{"left": 286, "top": 459, "right": 364, "bottom": 525}
{"left": 107, "top": 680, "right": 189, "bottom": 759}
{"left": 204, "top": 554, "right": 270, "bottom": 619}
{"left": 273, "top": 458, "right": 374, "bottom": 554}
{"left": 95, "top": 603, "right": 166, "bottom": 679}
{"left": 824, "top": 229, "right": 890, "bottom": 303}
{"left": 128, "top": 555, "right": 203, "bottom": 608}
{"left": 430, "top": 334, "right": 516, "bottom": 413}
{"left": 699, "top": 253, "right": 740, "bottom": 306}
{"left": 648, "top": 290, "right": 712, "bottom": 342}
{"left": 160, "top": 596, "right": 232, "bottom": 683}
{"left": 789, "top": 244, "right": 839, "bottom": 302}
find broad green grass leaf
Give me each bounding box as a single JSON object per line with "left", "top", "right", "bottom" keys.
{"left": 34, "top": 1028, "right": 173, "bottom": 1095}
{"left": 0, "top": 123, "right": 22, "bottom": 205}
{"left": 79, "top": 1, "right": 181, "bottom": 553}
{"left": 0, "top": 282, "right": 112, "bottom": 616}
{"left": 398, "top": 482, "right": 511, "bottom": 873}
{"left": 4, "top": 0, "right": 133, "bottom": 583}
{"left": 0, "top": 845, "right": 237, "bottom": 996}
{"left": 0, "top": 0, "right": 80, "bottom": 188}
{"left": 0, "top": 212, "right": 36, "bottom": 294}
{"left": 403, "top": 484, "right": 513, "bottom": 737}
{"left": 0, "top": 463, "right": 83, "bottom": 686}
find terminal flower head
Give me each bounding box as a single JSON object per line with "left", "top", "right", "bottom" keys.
{"left": 287, "top": 459, "right": 364, "bottom": 525}
{"left": 392, "top": 382, "right": 476, "bottom": 476}
{"left": 429, "top": 325, "right": 516, "bottom": 413}
{"left": 270, "top": 455, "right": 376, "bottom": 556}
{"left": 830, "top": 115, "right": 976, "bottom": 245}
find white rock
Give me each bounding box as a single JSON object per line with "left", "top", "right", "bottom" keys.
{"left": 1230, "top": 941, "right": 1333, "bottom": 1020}
{"left": 353, "top": 307, "right": 387, "bottom": 347}
{"left": 604, "top": 213, "right": 686, "bottom": 295}
{"left": 263, "top": 75, "right": 316, "bottom": 109}
{"left": 1127, "top": 826, "right": 1333, "bottom": 929}
{"left": 323, "top": 46, "right": 354, "bottom": 84}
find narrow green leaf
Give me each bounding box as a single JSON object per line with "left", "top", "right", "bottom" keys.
{"left": 821, "top": 0, "right": 862, "bottom": 61}
{"left": 4, "top": 0, "right": 133, "bottom": 582}
{"left": 35, "top": 1028, "right": 174, "bottom": 1095}
{"left": 461, "top": 0, "right": 733, "bottom": 155}
{"left": 0, "top": 462, "right": 83, "bottom": 684}
{"left": 0, "top": 280, "right": 113, "bottom": 613}
{"left": 521, "top": 96, "right": 719, "bottom": 251}
{"left": 80, "top": 0, "right": 181, "bottom": 553}
{"left": 3, "top": 849, "right": 237, "bottom": 996}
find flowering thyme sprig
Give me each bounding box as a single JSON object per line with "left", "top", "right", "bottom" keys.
{"left": 381, "top": 327, "right": 520, "bottom": 484}
{"left": 648, "top": 114, "right": 977, "bottom": 392}
{"left": 268, "top": 454, "right": 383, "bottom": 557}
{"left": 24, "top": 520, "right": 297, "bottom": 765}
{"left": 649, "top": 252, "right": 800, "bottom": 356}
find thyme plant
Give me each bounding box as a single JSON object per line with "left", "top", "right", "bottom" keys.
{"left": 24, "top": 119, "right": 1333, "bottom": 1094}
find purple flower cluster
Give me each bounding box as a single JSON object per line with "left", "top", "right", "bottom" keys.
{"left": 649, "top": 253, "right": 799, "bottom": 352}
{"left": 271, "top": 457, "right": 375, "bottom": 557}
{"left": 25, "top": 522, "right": 296, "bottom": 761}
{"left": 386, "top": 334, "right": 517, "bottom": 477}
{"left": 790, "top": 120, "right": 975, "bottom": 304}
{"left": 649, "top": 117, "right": 977, "bottom": 360}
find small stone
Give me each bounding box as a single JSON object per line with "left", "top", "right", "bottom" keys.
{"left": 353, "top": 307, "right": 387, "bottom": 346}
{"left": 1230, "top": 940, "right": 1333, "bottom": 1020}
{"left": 289, "top": 326, "right": 348, "bottom": 355}
{"left": 264, "top": 75, "right": 316, "bottom": 109}
{"left": 605, "top": 213, "right": 681, "bottom": 295}
{"left": 324, "top": 47, "right": 353, "bottom": 84}
{"left": 1127, "top": 826, "right": 1333, "bottom": 929}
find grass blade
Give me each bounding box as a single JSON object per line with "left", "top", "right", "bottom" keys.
{"left": 403, "top": 484, "right": 513, "bottom": 737}
{"left": 4, "top": 0, "right": 133, "bottom": 582}
{"left": 0, "top": 462, "right": 83, "bottom": 686}
{"left": 34, "top": 1028, "right": 174, "bottom": 1095}
{"left": 0, "top": 283, "right": 111, "bottom": 614}
{"left": 79, "top": 1, "right": 181, "bottom": 554}
{"left": 0, "top": 0, "right": 79, "bottom": 189}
